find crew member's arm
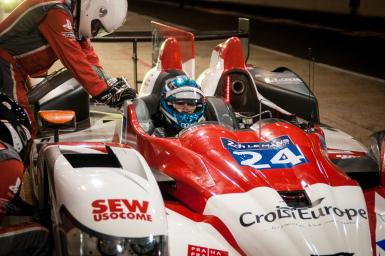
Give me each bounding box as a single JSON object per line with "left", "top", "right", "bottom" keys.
{"left": 78, "top": 38, "right": 110, "bottom": 81}
{"left": 38, "top": 8, "right": 107, "bottom": 97}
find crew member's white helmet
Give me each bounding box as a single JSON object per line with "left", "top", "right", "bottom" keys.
{"left": 77, "top": 0, "right": 128, "bottom": 38}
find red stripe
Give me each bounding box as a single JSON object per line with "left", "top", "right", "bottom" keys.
{"left": 327, "top": 148, "right": 367, "bottom": 160}
{"left": 165, "top": 201, "right": 246, "bottom": 256}
{"left": 364, "top": 188, "right": 385, "bottom": 256}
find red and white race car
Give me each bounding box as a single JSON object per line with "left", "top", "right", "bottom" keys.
{"left": 28, "top": 22, "right": 385, "bottom": 255}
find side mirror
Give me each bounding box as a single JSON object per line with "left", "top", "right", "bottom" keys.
{"left": 38, "top": 110, "right": 76, "bottom": 142}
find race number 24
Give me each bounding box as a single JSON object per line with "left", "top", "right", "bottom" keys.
{"left": 233, "top": 147, "right": 307, "bottom": 169}
{"left": 222, "top": 136, "right": 308, "bottom": 170}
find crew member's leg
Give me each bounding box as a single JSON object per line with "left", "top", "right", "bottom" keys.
{"left": 0, "top": 58, "right": 36, "bottom": 135}
{"left": 0, "top": 158, "right": 24, "bottom": 219}
{"left": 0, "top": 145, "right": 50, "bottom": 255}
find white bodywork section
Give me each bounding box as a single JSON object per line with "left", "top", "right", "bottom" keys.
{"left": 50, "top": 145, "right": 167, "bottom": 237}
{"left": 40, "top": 144, "right": 243, "bottom": 255}
{"left": 203, "top": 184, "right": 372, "bottom": 255}
{"left": 321, "top": 126, "right": 368, "bottom": 152}
{"left": 140, "top": 67, "right": 162, "bottom": 97}
{"left": 183, "top": 58, "right": 195, "bottom": 79}
{"left": 166, "top": 208, "right": 240, "bottom": 255}
{"left": 197, "top": 50, "right": 223, "bottom": 96}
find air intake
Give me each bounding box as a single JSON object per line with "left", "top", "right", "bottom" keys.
{"left": 278, "top": 190, "right": 311, "bottom": 208}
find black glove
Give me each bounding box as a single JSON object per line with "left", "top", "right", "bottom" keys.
{"left": 94, "top": 77, "right": 137, "bottom": 107}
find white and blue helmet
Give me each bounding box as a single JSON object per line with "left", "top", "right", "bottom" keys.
{"left": 160, "top": 75, "right": 206, "bottom": 130}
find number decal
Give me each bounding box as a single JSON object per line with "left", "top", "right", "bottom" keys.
{"left": 233, "top": 150, "right": 271, "bottom": 169}
{"left": 221, "top": 136, "right": 308, "bottom": 170}
{"left": 270, "top": 148, "right": 305, "bottom": 166}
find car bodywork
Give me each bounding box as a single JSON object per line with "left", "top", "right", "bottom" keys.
{"left": 28, "top": 22, "right": 385, "bottom": 255}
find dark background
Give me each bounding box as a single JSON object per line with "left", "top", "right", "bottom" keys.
{"left": 127, "top": 0, "right": 385, "bottom": 80}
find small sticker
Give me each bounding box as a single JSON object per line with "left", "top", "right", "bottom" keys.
{"left": 61, "top": 19, "right": 75, "bottom": 39}
{"left": 188, "top": 245, "right": 228, "bottom": 256}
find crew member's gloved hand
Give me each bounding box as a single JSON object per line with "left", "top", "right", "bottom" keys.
{"left": 94, "top": 77, "right": 137, "bottom": 107}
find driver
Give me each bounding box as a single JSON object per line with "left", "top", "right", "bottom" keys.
{"left": 0, "top": 93, "right": 49, "bottom": 255}
{"left": 153, "top": 75, "right": 206, "bottom": 137}
{"left": 0, "top": 0, "right": 136, "bottom": 134}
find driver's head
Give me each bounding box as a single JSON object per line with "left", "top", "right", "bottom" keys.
{"left": 73, "top": 0, "right": 128, "bottom": 39}
{"left": 160, "top": 75, "right": 206, "bottom": 130}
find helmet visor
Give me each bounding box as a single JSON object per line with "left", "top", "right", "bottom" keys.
{"left": 166, "top": 88, "right": 205, "bottom": 114}
{"left": 172, "top": 100, "right": 201, "bottom": 114}
{"left": 91, "top": 20, "right": 109, "bottom": 38}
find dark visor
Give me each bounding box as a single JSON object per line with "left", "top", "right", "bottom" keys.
{"left": 91, "top": 20, "right": 108, "bottom": 37}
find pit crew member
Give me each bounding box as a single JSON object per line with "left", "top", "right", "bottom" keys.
{"left": 0, "top": 0, "right": 136, "bottom": 133}
{"left": 0, "top": 93, "right": 49, "bottom": 255}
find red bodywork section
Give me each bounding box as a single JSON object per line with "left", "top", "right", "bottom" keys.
{"left": 159, "top": 37, "right": 183, "bottom": 72}
{"left": 214, "top": 37, "right": 246, "bottom": 72}
{"left": 125, "top": 104, "right": 357, "bottom": 213}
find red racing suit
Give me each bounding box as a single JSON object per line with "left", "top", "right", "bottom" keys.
{"left": 0, "top": 141, "right": 49, "bottom": 255}
{"left": 0, "top": 0, "right": 108, "bottom": 132}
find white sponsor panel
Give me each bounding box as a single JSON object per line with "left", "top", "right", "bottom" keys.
{"left": 53, "top": 146, "right": 167, "bottom": 237}
{"left": 321, "top": 126, "right": 368, "bottom": 153}
{"left": 166, "top": 208, "right": 240, "bottom": 256}
{"left": 375, "top": 193, "right": 385, "bottom": 255}
{"left": 203, "top": 184, "right": 372, "bottom": 255}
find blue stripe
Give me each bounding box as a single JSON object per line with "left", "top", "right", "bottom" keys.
{"left": 377, "top": 239, "right": 385, "bottom": 251}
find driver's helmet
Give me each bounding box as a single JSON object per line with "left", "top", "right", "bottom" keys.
{"left": 160, "top": 75, "right": 206, "bottom": 130}
{"left": 0, "top": 93, "right": 32, "bottom": 162}
{"left": 76, "top": 0, "right": 128, "bottom": 39}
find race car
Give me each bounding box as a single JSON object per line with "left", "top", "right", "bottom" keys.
{"left": 27, "top": 22, "right": 385, "bottom": 255}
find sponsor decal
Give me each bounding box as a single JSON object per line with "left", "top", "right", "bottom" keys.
{"left": 92, "top": 199, "right": 152, "bottom": 222}
{"left": 61, "top": 19, "right": 76, "bottom": 39}
{"left": 188, "top": 245, "right": 228, "bottom": 256}
{"left": 62, "top": 18, "right": 73, "bottom": 30}
{"left": 221, "top": 136, "right": 308, "bottom": 170}
{"left": 9, "top": 177, "right": 21, "bottom": 194}
{"left": 263, "top": 76, "right": 302, "bottom": 85}
{"left": 239, "top": 205, "right": 367, "bottom": 227}
{"left": 0, "top": 178, "right": 22, "bottom": 215}
{"left": 327, "top": 149, "right": 365, "bottom": 160}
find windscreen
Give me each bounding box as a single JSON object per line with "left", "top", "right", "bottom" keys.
{"left": 151, "top": 21, "right": 195, "bottom": 78}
